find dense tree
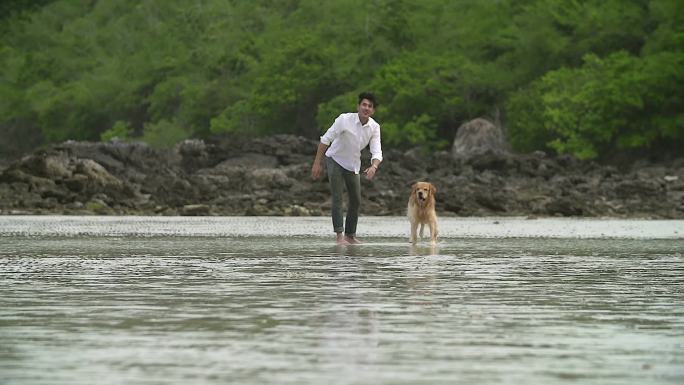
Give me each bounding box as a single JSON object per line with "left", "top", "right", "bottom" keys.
{"left": 507, "top": 51, "right": 684, "bottom": 158}
{"left": 1, "top": 0, "right": 682, "bottom": 160}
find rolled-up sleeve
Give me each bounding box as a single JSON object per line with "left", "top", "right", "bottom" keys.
{"left": 369, "top": 125, "right": 383, "bottom": 162}
{"left": 320, "top": 115, "right": 342, "bottom": 145}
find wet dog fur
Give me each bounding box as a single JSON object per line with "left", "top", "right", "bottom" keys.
{"left": 407, "top": 181, "right": 438, "bottom": 244}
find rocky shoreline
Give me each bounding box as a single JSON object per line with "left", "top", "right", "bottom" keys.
{"left": 0, "top": 134, "right": 682, "bottom": 218}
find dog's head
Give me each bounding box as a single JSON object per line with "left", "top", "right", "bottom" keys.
{"left": 411, "top": 182, "right": 437, "bottom": 204}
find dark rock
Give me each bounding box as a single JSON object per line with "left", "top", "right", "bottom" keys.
{"left": 0, "top": 134, "right": 682, "bottom": 218}
{"left": 545, "top": 197, "right": 584, "bottom": 217}
{"left": 181, "top": 204, "right": 212, "bottom": 216}
{"left": 218, "top": 153, "right": 279, "bottom": 169}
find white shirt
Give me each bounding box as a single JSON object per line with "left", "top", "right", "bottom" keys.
{"left": 320, "top": 112, "right": 383, "bottom": 174}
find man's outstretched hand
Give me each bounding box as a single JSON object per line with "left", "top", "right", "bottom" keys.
{"left": 364, "top": 165, "right": 377, "bottom": 180}
{"left": 311, "top": 163, "right": 322, "bottom": 180}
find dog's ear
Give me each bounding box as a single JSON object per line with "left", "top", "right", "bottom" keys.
{"left": 411, "top": 183, "right": 417, "bottom": 193}
{"left": 430, "top": 183, "right": 437, "bottom": 194}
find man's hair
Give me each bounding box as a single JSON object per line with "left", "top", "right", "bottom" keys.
{"left": 358, "top": 92, "right": 377, "bottom": 108}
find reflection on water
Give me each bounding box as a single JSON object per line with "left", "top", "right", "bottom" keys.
{"left": 1, "top": 218, "right": 683, "bottom": 385}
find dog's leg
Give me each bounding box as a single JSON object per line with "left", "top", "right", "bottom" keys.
{"left": 419, "top": 224, "right": 425, "bottom": 239}
{"left": 430, "top": 221, "right": 439, "bottom": 244}
{"left": 410, "top": 222, "right": 419, "bottom": 243}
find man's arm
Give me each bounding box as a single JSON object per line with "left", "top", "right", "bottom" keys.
{"left": 364, "top": 126, "right": 382, "bottom": 180}
{"left": 313, "top": 115, "right": 342, "bottom": 180}
{"left": 364, "top": 158, "right": 381, "bottom": 180}
{"left": 311, "top": 142, "right": 329, "bottom": 180}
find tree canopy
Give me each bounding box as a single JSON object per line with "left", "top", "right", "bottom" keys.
{"left": 1, "top": 0, "right": 682, "bottom": 160}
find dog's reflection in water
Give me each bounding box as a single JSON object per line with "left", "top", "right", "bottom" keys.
{"left": 324, "top": 241, "right": 440, "bottom": 257}
{"left": 408, "top": 243, "right": 440, "bottom": 256}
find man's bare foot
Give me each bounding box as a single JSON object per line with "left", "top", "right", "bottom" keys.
{"left": 336, "top": 233, "right": 350, "bottom": 245}
{"left": 344, "top": 235, "right": 362, "bottom": 244}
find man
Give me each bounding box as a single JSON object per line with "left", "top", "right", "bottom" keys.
{"left": 311, "top": 92, "right": 382, "bottom": 245}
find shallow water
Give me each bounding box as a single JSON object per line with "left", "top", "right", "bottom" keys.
{"left": 1, "top": 216, "right": 683, "bottom": 384}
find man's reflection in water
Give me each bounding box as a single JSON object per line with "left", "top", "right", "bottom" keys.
{"left": 326, "top": 242, "right": 441, "bottom": 257}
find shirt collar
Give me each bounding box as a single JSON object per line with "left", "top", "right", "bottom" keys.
{"left": 356, "top": 113, "right": 370, "bottom": 127}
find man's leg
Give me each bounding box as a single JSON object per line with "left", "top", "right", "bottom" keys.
{"left": 343, "top": 171, "right": 361, "bottom": 242}
{"left": 326, "top": 157, "right": 347, "bottom": 243}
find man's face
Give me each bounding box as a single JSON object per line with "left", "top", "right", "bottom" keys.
{"left": 357, "top": 99, "right": 375, "bottom": 119}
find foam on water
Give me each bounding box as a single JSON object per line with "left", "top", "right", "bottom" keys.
{"left": 1, "top": 215, "right": 683, "bottom": 239}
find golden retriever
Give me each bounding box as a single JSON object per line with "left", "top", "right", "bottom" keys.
{"left": 408, "top": 181, "right": 439, "bottom": 244}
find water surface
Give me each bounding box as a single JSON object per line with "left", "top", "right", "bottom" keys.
{"left": 1, "top": 216, "right": 683, "bottom": 384}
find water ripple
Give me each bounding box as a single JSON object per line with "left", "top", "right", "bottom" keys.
{"left": 0, "top": 218, "right": 683, "bottom": 384}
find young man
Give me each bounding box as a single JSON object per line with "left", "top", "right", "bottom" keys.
{"left": 311, "top": 92, "right": 383, "bottom": 245}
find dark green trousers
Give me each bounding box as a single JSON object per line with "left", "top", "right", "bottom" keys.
{"left": 326, "top": 157, "right": 361, "bottom": 235}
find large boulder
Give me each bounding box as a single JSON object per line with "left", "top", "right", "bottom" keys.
{"left": 452, "top": 118, "right": 508, "bottom": 158}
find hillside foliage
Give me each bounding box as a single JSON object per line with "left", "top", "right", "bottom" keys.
{"left": 1, "top": 0, "right": 682, "bottom": 159}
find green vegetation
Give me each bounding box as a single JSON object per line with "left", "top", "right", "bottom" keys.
{"left": 1, "top": 0, "right": 682, "bottom": 159}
